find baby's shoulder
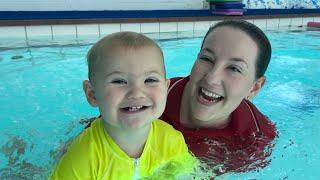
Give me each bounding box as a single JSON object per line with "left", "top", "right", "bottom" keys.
{"left": 67, "top": 118, "right": 109, "bottom": 156}
{"left": 152, "top": 119, "right": 186, "bottom": 149}
{"left": 153, "top": 119, "right": 182, "bottom": 135}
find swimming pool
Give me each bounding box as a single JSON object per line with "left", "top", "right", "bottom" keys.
{"left": 0, "top": 29, "right": 319, "bottom": 179}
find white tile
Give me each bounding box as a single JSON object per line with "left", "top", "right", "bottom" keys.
{"left": 245, "top": 19, "right": 254, "bottom": 24}
{"left": 279, "top": 18, "right": 291, "bottom": 27}
{"left": 141, "top": 23, "right": 159, "bottom": 33}
{"left": 210, "top": 20, "right": 220, "bottom": 27}
{"left": 177, "top": 22, "right": 194, "bottom": 32}
{"left": 159, "top": 22, "right": 177, "bottom": 32}
{"left": 254, "top": 19, "right": 267, "bottom": 30}
{"left": 99, "top": 24, "right": 121, "bottom": 36}
{"left": 76, "top": 24, "right": 99, "bottom": 37}
{"left": 303, "top": 17, "right": 315, "bottom": 26}
{"left": 159, "top": 32, "right": 178, "bottom": 40}
{"left": 290, "top": 17, "right": 303, "bottom": 27}
{"left": 0, "top": 26, "right": 26, "bottom": 39}
{"left": 26, "top": 25, "right": 52, "bottom": 40}
{"left": 121, "top": 23, "right": 141, "bottom": 33}
{"left": 52, "top": 25, "right": 76, "bottom": 39}
{"left": 313, "top": 16, "right": 320, "bottom": 22}
{"left": 177, "top": 31, "right": 195, "bottom": 38}
{"left": 0, "top": 38, "right": 27, "bottom": 48}
{"left": 144, "top": 33, "right": 160, "bottom": 40}
{"left": 267, "top": 18, "right": 279, "bottom": 30}
{"left": 194, "top": 21, "right": 211, "bottom": 31}
{"left": 193, "top": 31, "right": 207, "bottom": 37}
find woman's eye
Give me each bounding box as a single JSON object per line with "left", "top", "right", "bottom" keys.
{"left": 229, "top": 66, "right": 242, "bottom": 73}
{"left": 198, "top": 55, "right": 213, "bottom": 63}
{"left": 111, "top": 79, "right": 127, "bottom": 84}
{"left": 145, "top": 78, "right": 159, "bottom": 84}
{"left": 200, "top": 56, "right": 210, "bottom": 61}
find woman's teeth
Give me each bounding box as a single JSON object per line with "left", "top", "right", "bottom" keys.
{"left": 200, "top": 88, "right": 223, "bottom": 102}
{"left": 201, "top": 88, "right": 222, "bottom": 99}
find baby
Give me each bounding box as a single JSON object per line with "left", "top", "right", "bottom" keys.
{"left": 50, "top": 32, "right": 196, "bottom": 179}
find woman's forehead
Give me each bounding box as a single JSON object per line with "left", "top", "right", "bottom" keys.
{"left": 202, "top": 27, "right": 259, "bottom": 67}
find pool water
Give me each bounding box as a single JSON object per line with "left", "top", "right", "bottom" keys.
{"left": 0, "top": 29, "right": 319, "bottom": 179}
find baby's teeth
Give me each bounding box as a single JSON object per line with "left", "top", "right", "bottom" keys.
{"left": 129, "top": 106, "right": 143, "bottom": 111}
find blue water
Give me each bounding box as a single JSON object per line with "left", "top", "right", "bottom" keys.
{"left": 0, "top": 29, "right": 319, "bottom": 179}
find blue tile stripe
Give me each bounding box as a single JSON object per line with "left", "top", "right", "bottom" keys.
{"left": 0, "top": 9, "right": 319, "bottom": 20}
{"left": 0, "top": 10, "right": 211, "bottom": 20}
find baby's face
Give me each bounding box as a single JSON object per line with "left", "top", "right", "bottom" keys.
{"left": 93, "top": 46, "right": 169, "bottom": 130}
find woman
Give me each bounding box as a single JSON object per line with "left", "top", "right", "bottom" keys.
{"left": 160, "top": 20, "right": 277, "bottom": 174}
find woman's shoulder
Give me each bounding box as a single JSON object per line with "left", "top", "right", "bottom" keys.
{"left": 238, "top": 100, "right": 277, "bottom": 138}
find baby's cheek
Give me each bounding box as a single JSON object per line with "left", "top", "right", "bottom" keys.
{"left": 152, "top": 87, "right": 167, "bottom": 102}
{"left": 103, "top": 89, "right": 120, "bottom": 103}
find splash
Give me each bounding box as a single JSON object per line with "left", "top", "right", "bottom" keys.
{"left": 196, "top": 133, "right": 276, "bottom": 176}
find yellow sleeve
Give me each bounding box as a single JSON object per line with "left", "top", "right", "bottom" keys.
{"left": 166, "top": 130, "right": 198, "bottom": 176}
{"left": 50, "top": 131, "right": 97, "bottom": 180}
{"left": 148, "top": 120, "right": 198, "bottom": 178}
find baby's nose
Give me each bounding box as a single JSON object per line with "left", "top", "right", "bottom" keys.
{"left": 127, "top": 85, "right": 145, "bottom": 99}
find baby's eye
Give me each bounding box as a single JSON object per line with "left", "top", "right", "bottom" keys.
{"left": 111, "top": 79, "right": 127, "bottom": 84}
{"left": 145, "top": 78, "right": 159, "bottom": 84}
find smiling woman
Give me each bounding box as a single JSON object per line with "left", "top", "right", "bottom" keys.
{"left": 160, "top": 20, "right": 277, "bottom": 174}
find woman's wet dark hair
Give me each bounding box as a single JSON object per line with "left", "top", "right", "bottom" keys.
{"left": 201, "top": 20, "right": 271, "bottom": 79}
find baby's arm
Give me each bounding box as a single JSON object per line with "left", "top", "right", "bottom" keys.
{"left": 50, "top": 135, "right": 95, "bottom": 179}
{"left": 149, "top": 128, "right": 198, "bottom": 179}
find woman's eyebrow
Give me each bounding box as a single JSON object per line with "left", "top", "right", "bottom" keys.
{"left": 201, "top": 48, "right": 215, "bottom": 55}
{"left": 230, "top": 58, "right": 248, "bottom": 68}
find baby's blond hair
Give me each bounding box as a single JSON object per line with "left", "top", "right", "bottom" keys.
{"left": 87, "top": 32, "right": 164, "bottom": 84}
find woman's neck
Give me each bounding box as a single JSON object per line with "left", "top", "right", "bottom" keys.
{"left": 103, "top": 122, "right": 150, "bottom": 158}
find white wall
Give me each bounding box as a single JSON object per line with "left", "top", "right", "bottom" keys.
{"left": 0, "top": 0, "right": 206, "bottom": 11}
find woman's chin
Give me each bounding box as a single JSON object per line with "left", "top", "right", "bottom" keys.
{"left": 191, "top": 105, "right": 217, "bottom": 121}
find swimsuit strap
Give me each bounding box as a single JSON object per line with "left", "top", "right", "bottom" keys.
{"left": 243, "top": 100, "right": 260, "bottom": 133}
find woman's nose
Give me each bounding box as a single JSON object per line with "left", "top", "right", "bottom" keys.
{"left": 204, "top": 67, "right": 223, "bottom": 86}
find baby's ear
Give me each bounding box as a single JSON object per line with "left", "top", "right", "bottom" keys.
{"left": 83, "top": 80, "right": 98, "bottom": 107}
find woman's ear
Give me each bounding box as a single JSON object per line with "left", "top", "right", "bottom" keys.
{"left": 166, "top": 79, "right": 171, "bottom": 89}
{"left": 83, "top": 80, "right": 98, "bottom": 107}
{"left": 247, "top": 76, "right": 266, "bottom": 100}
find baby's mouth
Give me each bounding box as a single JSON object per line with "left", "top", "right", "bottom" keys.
{"left": 121, "top": 105, "right": 149, "bottom": 113}
{"left": 198, "top": 87, "right": 224, "bottom": 104}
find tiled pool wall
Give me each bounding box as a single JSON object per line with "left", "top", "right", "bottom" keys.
{"left": 0, "top": 0, "right": 320, "bottom": 47}
{"left": 1, "top": 15, "right": 320, "bottom": 47}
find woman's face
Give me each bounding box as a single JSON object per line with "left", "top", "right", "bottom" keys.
{"left": 186, "top": 26, "right": 265, "bottom": 127}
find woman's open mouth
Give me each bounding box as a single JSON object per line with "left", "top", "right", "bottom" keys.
{"left": 198, "top": 87, "right": 224, "bottom": 105}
